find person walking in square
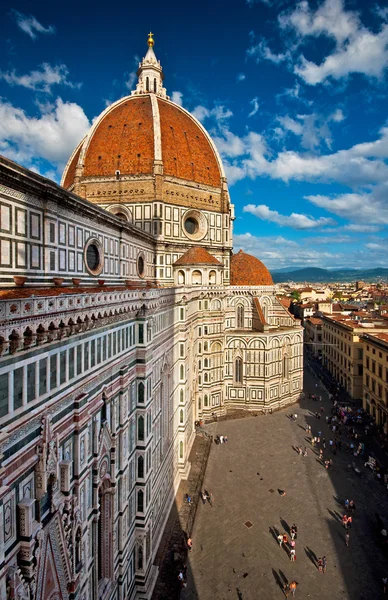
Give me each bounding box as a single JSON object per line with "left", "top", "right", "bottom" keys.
{"left": 345, "top": 532, "right": 350, "bottom": 546}
{"left": 322, "top": 556, "right": 327, "bottom": 573}
{"left": 289, "top": 580, "right": 298, "bottom": 596}
{"left": 290, "top": 548, "right": 296, "bottom": 561}
{"left": 277, "top": 533, "right": 283, "bottom": 547}
{"left": 342, "top": 515, "right": 348, "bottom": 529}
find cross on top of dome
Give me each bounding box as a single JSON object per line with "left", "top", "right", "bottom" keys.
{"left": 131, "top": 33, "right": 168, "bottom": 99}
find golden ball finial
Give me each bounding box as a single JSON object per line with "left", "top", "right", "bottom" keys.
{"left": 147, "top": 32, "right": 154, "bottom": 47}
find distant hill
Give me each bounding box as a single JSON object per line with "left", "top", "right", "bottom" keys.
{"left": 271, "top": 267, "right": 388, "bottom": 283}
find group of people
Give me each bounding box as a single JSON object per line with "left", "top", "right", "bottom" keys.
{"left": 277, "top": 524, "right": 298, "bottom": 562}
{"left": 296, "top": 446, "right": 308, "bottom": 457}
{"left": 201, "top": 489, "right": 213, "bottom": 506}
{"left": 215, "top": 434, "right": 228, "bottom": 444}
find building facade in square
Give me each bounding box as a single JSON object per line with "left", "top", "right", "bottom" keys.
{"left": 0, "top": 35, "right": 303, "bottom": 600}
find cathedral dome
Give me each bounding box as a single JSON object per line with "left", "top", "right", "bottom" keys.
{"left": 230, "top": 250, "right": 273, "bottom": 286}
{"left": 62, "top": 95, "right": 224, "bottom": 190}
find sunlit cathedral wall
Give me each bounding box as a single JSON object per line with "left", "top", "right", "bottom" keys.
{"left": 0, "top": 34, "right": 303, "bottom": 600}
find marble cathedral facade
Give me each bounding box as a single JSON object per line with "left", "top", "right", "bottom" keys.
{"left": 0, "top": 35, "right": 303, "bottom": 600}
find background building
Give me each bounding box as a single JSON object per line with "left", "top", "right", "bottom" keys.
{"left": 0, "top": 36, "right": 303, "bottom": 600}
{"left": 361, "top": 332, "right": 388, "bottom": 431}
{"left": 322, "top": 314, "right": 388, "bottom": 400}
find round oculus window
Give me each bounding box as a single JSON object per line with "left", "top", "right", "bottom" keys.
{"left": 184, "top": 217, "right": 198, "bottom": 235}
{"left": 137, "top": 255, "right": 145, "bottom": 277}
{"left": 182, "top": 210, "right": 208, "bottom": 241}
{"left": 84, "top": 238, "right": 103, "bottom": 276}
{"left": 86, "top": 244, "right": 100, "bottom": 271}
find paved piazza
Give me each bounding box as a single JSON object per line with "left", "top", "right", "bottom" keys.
{"left": 184, "top": 368, "right": 388, "bottom": 599}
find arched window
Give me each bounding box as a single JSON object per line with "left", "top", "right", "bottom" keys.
{"left": 199, "top": 396, "right": 202, "bottom": 409}
{"left": 138, "top": 455, "right": 144, "bottom": 478}
{"left": 204, "top": 394, "right": 209, "bottom": 407}
{"left": 199, "top": 360, "right": 202, "bottom": 370}
{"left": 179, "top": 441, "right": 184, "bottom": 459}
{"left": 137, "top": 489, "right": 144, "bottom": 512}
{"left": 204, "top": 342, "right": 208, "bottom": 352}
{"left": 179, "top": 409, "right": 184, "bottom": 424}
{"left": 138, "top": 416, "right": 144, "bottom": 441}
{"left": 237, "top": 305, "right": 244, "bottom": 329}
{"left": 198, "top": 343, "right": 202, "bottom": 354}
{"left": 209, "top": 270, "right": 217, "bottom": 285}
{"left": 146, "top": 77, "right": 149, "bottom": 92}
{"left": 178, "top": 270, "right": 185, "bottom": 285}
{"left": 154, "top": 78, "right": 157, "bottom": 93}
{"left": 138, "top": 382, "right": 145, "bottom": 403}
{"left": 180, "top": 389, "right": 184, "bottom": 403}
{"left": 192, "top": 270, "right": 202, "bottom": 285}
{"left": 204, "top": 373, "right": 208, "bottom": 383}
{"left": 235, "top": 358, "right": 243, "bottom": 384}
{"left": 180, "top": 365, "right": 184, "bottom": 380}
{"left": 204, "top": 358, "right": 208, "bottom": 368}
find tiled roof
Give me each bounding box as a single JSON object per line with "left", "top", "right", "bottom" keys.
{"left": 83, "top": 97, "right": 155, "bottom": 178}
{"left": 0, "top": 282, "right": 156, "bottom": 301}
{"left": 158, "top": 99, "right": 221, "bottom": 187}
{"left": 230, "top": 250, "right": 273, "bottom": 286}
{"left": 63, "top": 95, "right": 222, "bottom": 188}
{"left": 363, "top": 332, "right": 388, "bottom": 344}
{"left": 63, "top": 143, "right": 83, "bottom": 189}
{"left": 306, "top": 317, "right": 323, "bottom": 325}
{"left": 173, "top": 247, "right": 221, "bottom": 266}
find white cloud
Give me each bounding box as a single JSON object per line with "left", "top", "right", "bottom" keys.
{"left": 248, "top": 97, "right": 260, "bottom": 117}
{"left": 233, "top": 232, "right": 343, "bottom": 269}
{"left": 191, "top": 104, "right": 233, "bottom": 123}
{"left": 254, "top": 0, "right": 388, "bottom": 85}
{"left": 237, "top": 73, "right": 246, "bottom": 82}
{"left": 279, "top": 0, "right": 360, "bottom": 44}
{"left": 248, "top": 38, "right": 288, "bottom": 64}
{"left": 330, "top": 108, "right": 345, "bottom": 122}
{"left": 0, "top": 63, "right": 81, "bottom": 94}
{"left": 0, "top": 97, "right": 90, "bottom": 172}
{"left": 278, "top": 0, "right": 388, "bottom": 85}
{"left": 171, "top": 91, "right": 183, "bottom": 106}
{"left": 304, "top": 235, "right": 351, "bottom": 244}
{"left": 214, "top": 119, "right": 388, "bottom": 187}
{"left": 343, "top": 224, "right": 382, "bottom": 233}
{"left": 243, "top": 204, "right": 336, "bottom": 229}
{"left": 374, "top": 5, "right": 388, "bottom": 22}
{"left": 11, "top": 10, "right": 55, "bottom": 39}
{"left": 295, "top": 25, "right": 388, "bottom": 84}
{"left": 276, "top": 82, "right": 313, "bottom": 106}
{"left": 124, "top": 55, "right": 140, "bottom": 92}
{"left": 276, "top": 110, "right": 345, "bottom": 150}
{"left": 305, "top": 185, "right": 388, "bottom": 225}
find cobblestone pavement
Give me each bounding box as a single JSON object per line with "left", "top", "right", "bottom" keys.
{"left": 184, "top": 367, "right": 388, "bottom": 600}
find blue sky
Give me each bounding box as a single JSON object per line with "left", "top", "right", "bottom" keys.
{"left": 1, "top": 0, "right": 388, "bottom": 271}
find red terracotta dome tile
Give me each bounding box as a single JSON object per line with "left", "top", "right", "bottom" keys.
{"left": 174, "top": 247, "right": 221, "bottom": 266}
{"left": 63, "top": 143, "right": 82, "bottom": 189}
{"left": 157, "top": 99, "right": 221, "bottom": 187}
{"left": 83, "top": 97, "right": 155, "bottom": 178}
{"left": 230, "top": 250, "right": 273, "bottom": 286}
